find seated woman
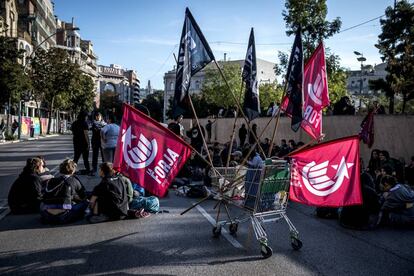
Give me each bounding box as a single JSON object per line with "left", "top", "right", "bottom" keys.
{"left": 36, "top": 156, "right": 54, "bottom": 186}
{"left": 379, "top": 175, "right": 414, "bottom": 227}
{"left": 40, "top": 159, "right": 88, "bottom": 224}
{"left": 88, "top": 162, "right": 129, "bottom": 223}
{"left": 339, "top": 172, "right": 380, "bottom": 230}
{"left": 8, "top": 157, "right": 44, "bottom": 214}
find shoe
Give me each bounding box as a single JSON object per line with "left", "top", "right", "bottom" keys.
{"left": 135, "top": 208, "right": 150, "bottom": 219}
{"left": 87, "top": 214, "right": 109, "bottom": 223}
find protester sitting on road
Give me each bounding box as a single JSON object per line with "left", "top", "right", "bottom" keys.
{"left": 40, "top": 159, "right": 88, "bottom": 224}
{"left": 88, "top": 162, "right": 128, "bottom": 223}
{"left": 339, "top": 172, "right": 380, "bottom": 230}
{"left": 8, "top": 157, "right": 44, "bottom": 214}
{"left": 378, "top": 175, "right": 414, "bottom": 227}
{"left": 367, "top": 149, "right": 381, "bottom": 178}
{"left": 36, "top": 156, "right": 54, "bottom": 185}
{"left": 101, "top": 114, "right": 120, "bottom": 163}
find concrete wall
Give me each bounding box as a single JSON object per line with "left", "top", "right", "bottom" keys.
{"left": 182, "top": 115, "right": 414, "bottom": 164}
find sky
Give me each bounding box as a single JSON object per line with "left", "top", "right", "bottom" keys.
{"left": 53, "top": 0, "right": 402, "bottom": 89}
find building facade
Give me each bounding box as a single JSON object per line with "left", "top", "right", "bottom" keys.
{"left": 0, "top": 0, "right": 18, "bottom": 37}
{"left": 98, "top": 64, "right": 140, "bottom": 105}
{"left": 347, "top": 63, "right": 387, "bottom": 96}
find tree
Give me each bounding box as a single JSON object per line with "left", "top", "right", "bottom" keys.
{"left": 30, "top": 48, "right": 80, "bottom": 134}
{"left": 99, "top": 90, "right": 122, "bottom": 119}
{"left": 259, "top": 82, "right": 284, "bottom": 115}
{"left": 282, "top": 0, "right": 341, "bottom": 60}
{"left": 371, "top": 0, "right": 414, "bottom": 114}
{"left": 201, "top": 62, "right": 243, "bottom": 109}
{"left": 0, "top": 36, "right": 30, "bottom": 110}
{"left": 275, "top": 0, "right": 347, "bottom": 106}
{"left": 141, "top": 90, "right": 163, "bottom": 121}
{"left": 67, "top": 74, "right": 96, "bottom": 116}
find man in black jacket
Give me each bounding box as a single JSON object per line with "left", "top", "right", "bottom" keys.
{"left": 91, "top": 112, "right": 106, "bottom": 175}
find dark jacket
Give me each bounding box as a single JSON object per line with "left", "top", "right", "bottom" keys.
{"left": 91, "top": 120, "right": 106, "bottom": 147}
{"left": 8, "top": 172, "right": 43, "bottom": 214}
{"left": 92, "top": 175, "right": 128, "bottom": 219}
{"left": 42, "top": 175, "right": 86, "bottom": 209}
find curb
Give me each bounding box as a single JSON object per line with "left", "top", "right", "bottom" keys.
{"left": 0, "top": 134, "right": 61, "bottom": 145}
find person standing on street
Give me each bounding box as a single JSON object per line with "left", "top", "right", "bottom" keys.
{"left": 238, "top": 123, "right": 247, "bottom": 147}
{"left": 0, "top": 119, "right": 5, "bottom": 141}
{"left": 205, "top": 117, "right": 216, "bottom": 143}
{"left": 71, "top": 111, "right": 91, "bottom": 174}
{"left": 101, "top": 114, "right": 120, "bottom": 163}
{"left": 91, "top": 112, "right": 106, "bottom": 176}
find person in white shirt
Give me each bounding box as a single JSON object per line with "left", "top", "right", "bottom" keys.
{"left": 101, "top": 114, "right": 120, "bottom": 163}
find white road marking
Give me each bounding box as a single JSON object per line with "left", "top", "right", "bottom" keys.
{"left": 195, "top": 204, "right": 244, "bottom": 249}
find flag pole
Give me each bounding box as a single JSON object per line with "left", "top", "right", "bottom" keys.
{"left": 212, "top": 60, "right": 267, "bottom": 158}
{"left": 187, "top": 95, "right": 215, "bottom": 169}
{"left": 225, "top": 81, "right": 244, "bottom": 170}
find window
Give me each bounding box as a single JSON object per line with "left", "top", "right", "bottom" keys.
{"left": 170, "top": 81, "right": 174, "bottom": 90}
{"left": 104, "top": 83, "right": 116, "bottom": 92}
{"left": 195, "top": 80, "right": 200, "bottom": 89}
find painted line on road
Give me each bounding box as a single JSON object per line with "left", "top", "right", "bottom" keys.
{"left": 195, "top": 204, "right": 244, "bottom": 249}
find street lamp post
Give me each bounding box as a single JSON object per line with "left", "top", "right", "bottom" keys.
{"left": 17, "top": 27, "right": 80, "bottom": 140}
{"left": 353, "top": 51, "right": 367, "bottom": 109}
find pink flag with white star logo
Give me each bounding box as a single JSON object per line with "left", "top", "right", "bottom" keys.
{"left": 289, "top": 136, "right": 362, "bottom": 207}
{"left": 113, "top": 104, "right": 192, "bottom": 197}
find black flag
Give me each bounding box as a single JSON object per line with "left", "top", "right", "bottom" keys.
{"left": 281, "top": 29, "right": 303, "bottom": 132}
{"left": 242, "top": 28, "right": 260, "bottom": 121}
{"left": 172, "top": 8, "right": 215, "bottom": 117}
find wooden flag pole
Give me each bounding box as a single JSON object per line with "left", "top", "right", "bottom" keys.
{"left": 225, "top": 82, "right": 245, "bottom": 170}
{"left": 212, "top": 60, "right": 267, "bottom": 158}
{"left": 188, "top": 95, "right": 214, "bottom": 168}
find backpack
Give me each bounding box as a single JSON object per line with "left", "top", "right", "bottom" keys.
{"left": 43, "top": 177, "right": 72, "bottom": 206}
{"left": 130, "top": 196, "right": 160, "bottom": 213}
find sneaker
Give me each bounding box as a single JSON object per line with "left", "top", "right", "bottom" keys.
{"left": 87, "top": 214, "right": 109, "bottom": 223}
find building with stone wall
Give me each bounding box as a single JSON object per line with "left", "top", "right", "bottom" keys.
{"left": 98, "top": 64, "right": 139, "bottom": 106}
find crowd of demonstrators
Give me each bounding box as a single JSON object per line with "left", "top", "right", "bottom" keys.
{"left": 319, "top": 149, "right": 414, "bottom": 230}
{"left": 333, "top": 96, "right": 356, "bottom": 115}
{"left": 8, "top": 158, "right": 159, "bottom": 225}
{"left": 167, "top": 115, "right": 185, "bottom": 138}
{"left": 186, "top": 120, "right": 206, "bottom": 153}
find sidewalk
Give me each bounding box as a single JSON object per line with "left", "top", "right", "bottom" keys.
{"left": 0, "top": 133, "right": 62, "bottom": 145}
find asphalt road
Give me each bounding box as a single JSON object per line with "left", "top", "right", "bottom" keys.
{"left": 0, "top": 135, "right": 413, "bottom": 275}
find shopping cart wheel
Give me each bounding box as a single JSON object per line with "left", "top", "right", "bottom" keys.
{"left": 229, "top": 223, "right": 238, "bottom": 235}
{"left": 291, "top": 237, "right": 303, "bottom": 250}
{"left": 260, "top": 243, "right": 273, "bottom": 258}
{"left": 212, "top": 226, "right": 222, "bottom": 238}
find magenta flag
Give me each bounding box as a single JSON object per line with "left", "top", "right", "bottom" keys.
{"left": 114, "top": 104, "right": 192, "bottom": 197}
{"left": 301, "top": 42, "right": 330, "bottom": 140}
{"left": 289, "top": 136, "right": 362, "bottom": 207}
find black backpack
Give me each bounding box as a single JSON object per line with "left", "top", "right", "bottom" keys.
{"left": 43, "top": 177, "right": 72, "bottom": 206}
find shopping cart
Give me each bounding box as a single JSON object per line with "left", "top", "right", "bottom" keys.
{"left": 208, "top": 160, "right": 302, "bottom": 258}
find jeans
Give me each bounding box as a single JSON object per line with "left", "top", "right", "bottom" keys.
{"left": 74, "top": 146, "right": 90, "bottom": 171}
{"left": 40, "top": 201, "right": 88, "bottom": 224}
{"left": 92, "top": 145, "right": 104, "bottom": 171}
{"left": 103, "top": 147, "right": 115, "bottom": 163}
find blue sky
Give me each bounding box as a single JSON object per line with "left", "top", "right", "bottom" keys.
{"left": 54, "top": 0, "right": 401, "bottom": 89}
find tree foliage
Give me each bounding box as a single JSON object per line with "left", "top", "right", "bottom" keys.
{"left": 99, "top": 90, "right": 123, "bottom": 119}
{"left": 371, "top": 0, "right": 414, "bottom": 113}
{"left": 282, "top": 0, "right": 341, "bottom": 60}
{"left": 0, "top": 37, "right": 31, "bottom": 106}
{"left": 141, "top": 90, "right": 163, "bottom": 121}
{"left": 275, "top": 0, "right": 347, "bottom": 105}
{"left": 68, "top": 74, "right": 96, "bottom": 115}
{"left": 201, "top": 62, "right": 242, "bottom": 109}
{"left": 259, "top": 82, "right": 284, "bottom": 115}
{"left": 30, "top": 48, "right": 83, "bottom": 133}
